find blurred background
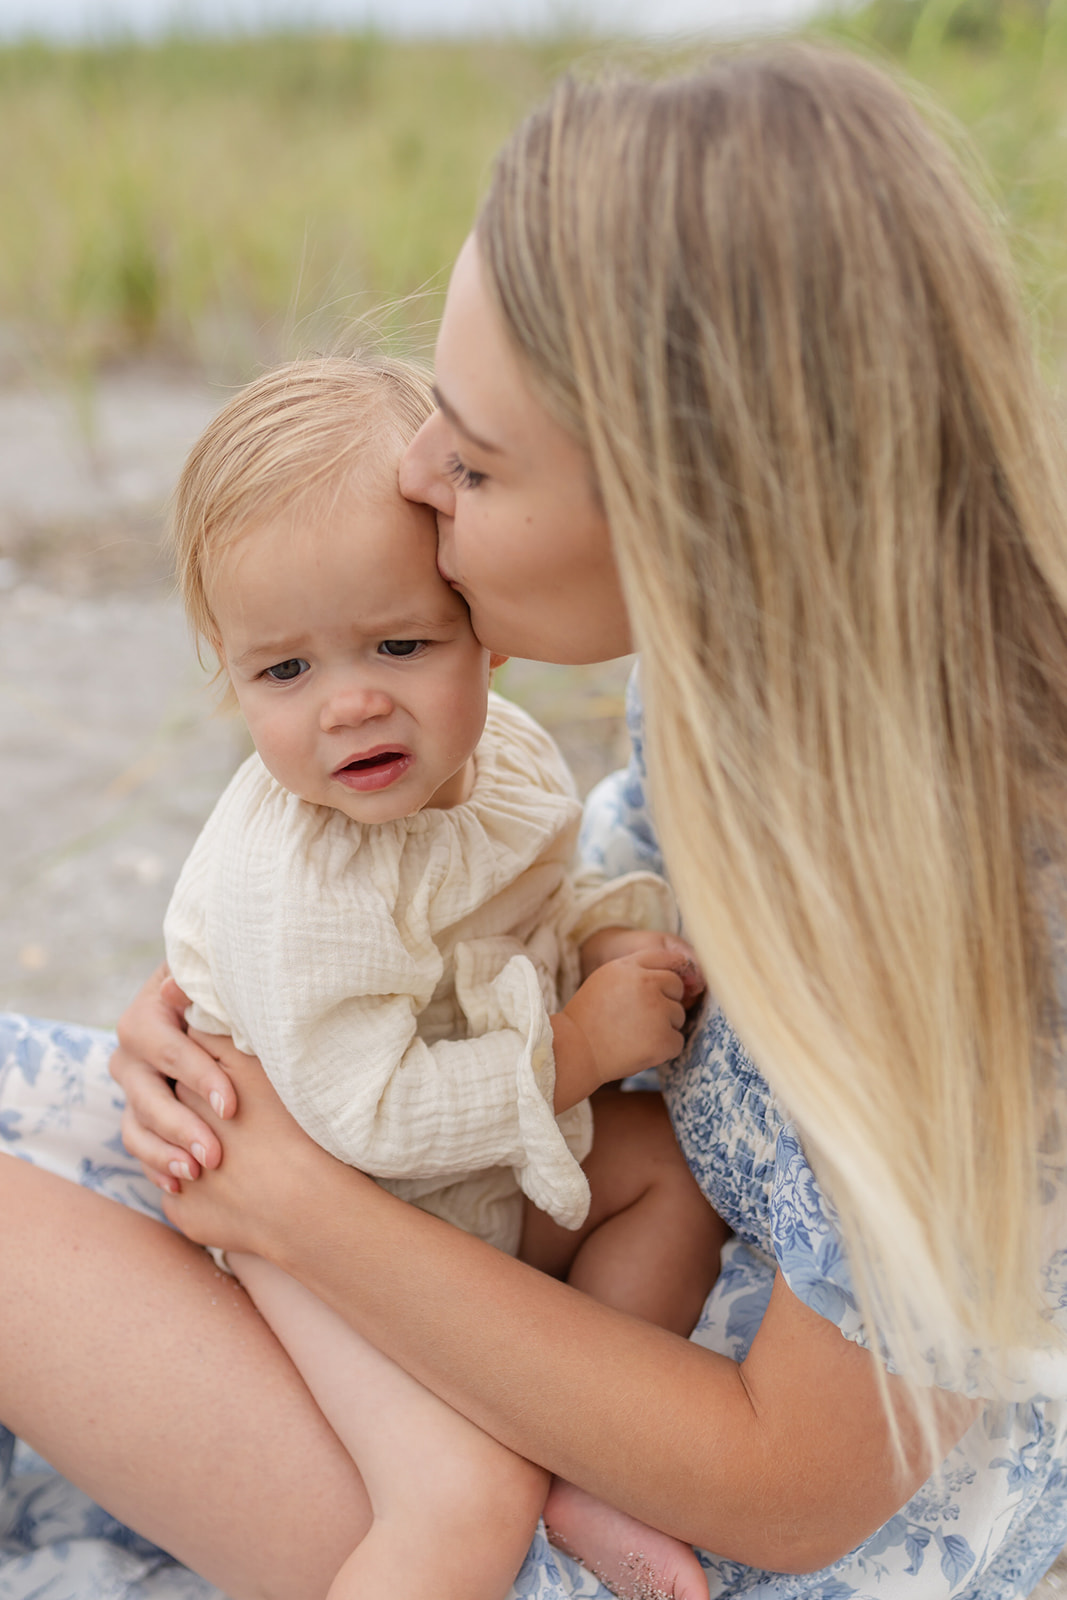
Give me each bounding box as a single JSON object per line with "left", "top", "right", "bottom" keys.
{"left": 2, "top": 0, "right": 1066, "bottom": 1034}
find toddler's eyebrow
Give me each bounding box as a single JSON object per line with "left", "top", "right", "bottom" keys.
{"left": 231, "top": 641, "right": 301, "bottom": 668}
{"left": 432, "top": 386, "right": 503, "bottom": 455}
{"left": 232, "top": 616, "right": 449, "bottom": 668}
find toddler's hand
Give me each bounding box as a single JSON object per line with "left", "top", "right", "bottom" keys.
{"left": 580, "top": 926, "right": 706, "bottom": 1008}
{"left": 560, "top": 950, "right": 688, "bottom": 1096}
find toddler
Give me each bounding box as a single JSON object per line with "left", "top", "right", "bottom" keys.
{"left": 163, "top": 355, "right": 719, "bottom": 1600}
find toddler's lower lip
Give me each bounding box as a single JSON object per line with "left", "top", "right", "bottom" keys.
{"left": 333, "top": 752, "right": 413, "bottom": 792}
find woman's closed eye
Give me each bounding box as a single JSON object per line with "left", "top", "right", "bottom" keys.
{"left": 445, "top": 452, "right": 487, "bottom": 492}
{"left": 263, "top": 658, "right": 310, "bottom": 682}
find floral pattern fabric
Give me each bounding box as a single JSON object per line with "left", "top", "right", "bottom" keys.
{"left": 3, "top": 668, "right": 1067, "bottom": 1596}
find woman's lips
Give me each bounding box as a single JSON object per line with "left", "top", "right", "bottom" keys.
{"left": 332, "top": 749, "right": 414, "bottom": 792}
{"left": 436, "top": 549, "right": 462, "bottom": 589}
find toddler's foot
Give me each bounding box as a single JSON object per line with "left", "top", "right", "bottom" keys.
{"left": 544, "top": 1478, "right": 709, "bottom": 1600}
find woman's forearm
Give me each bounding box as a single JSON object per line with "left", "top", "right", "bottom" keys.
{"left": 254, "top": 1155, "right": 965, "bottom": 1572}
{"left": 166, "top": 1056, "right": 975, "bottom": 1572}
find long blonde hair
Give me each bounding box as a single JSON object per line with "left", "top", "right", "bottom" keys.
{"left": 478, "top": 46, "right": 1067, "bottom": 1416}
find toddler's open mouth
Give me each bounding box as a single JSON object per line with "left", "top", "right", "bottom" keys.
{"left": 342, "top": 751, "right": 404, "bottom": 771}
{"left": 333, "top": 748, "right": 414, "bottom": 792}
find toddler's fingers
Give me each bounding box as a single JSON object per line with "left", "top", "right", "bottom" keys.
{"left": 658, "top": 937, "right": 707, "bottom": 1000}
{"left": 648, "top": 965, "right": 686, "bottom": 1004}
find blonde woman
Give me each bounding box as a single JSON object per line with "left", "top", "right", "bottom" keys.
{"left": 3, "top": 41, "right": 1067, "bottom": 1600}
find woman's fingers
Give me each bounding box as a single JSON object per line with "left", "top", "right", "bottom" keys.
{"left": 113, "top": 1044, "right": 219, "bottom": 1184}
{"left": 114, "top": 966, "right": 238, "bottom": 1115}
{"left": 109, "top": 964, "right": 241, "bottom": 1186}
{"left": 187, "top": 1027, "right": 261, "bottom": 1086}
{"left": 163, "top": 1052, "right": 345, "bottom": 1259}
{"left": 160, "top": 973, "right": 192, "bottom": 1011}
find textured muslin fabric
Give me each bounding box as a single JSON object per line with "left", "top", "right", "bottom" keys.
{"left": 164, "top": 691, "right": 676, "bottom": 1252}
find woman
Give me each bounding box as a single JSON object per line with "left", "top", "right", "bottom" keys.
{"left": 4, "top": 42, "right": 1067, "bottom": 1600}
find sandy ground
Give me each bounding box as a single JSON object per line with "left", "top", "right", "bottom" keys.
{"left": 2, "top": 367, "right": 1064, "bottom": 1598}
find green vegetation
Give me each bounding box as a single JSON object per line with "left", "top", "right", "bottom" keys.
{"left": 822, "top": 0, "right": 1067, "bottom": 370}
{"left": 0, "top": 1, "right": 1064, "bottom": 375}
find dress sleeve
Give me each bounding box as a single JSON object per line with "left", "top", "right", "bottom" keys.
{"left": 771, "top": 1121, "right": 1067, "bottom": 1401}
{"left": 579, "top": 663, "right": 667, "bottom": 882}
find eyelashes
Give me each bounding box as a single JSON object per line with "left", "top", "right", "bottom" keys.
{"left": 445, "top": 452, "right": 486, "bottom": 491}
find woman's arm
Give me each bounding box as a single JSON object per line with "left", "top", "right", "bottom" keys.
{"left": 165, "top": 1043, "right": 979, "bottom": 1575}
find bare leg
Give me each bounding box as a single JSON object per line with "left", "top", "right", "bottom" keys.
{"left": 0, "top": 1154, "right": 370, "bottom": 1600}
{"left": 522, "top": 1088, "right": 726, "bottom": 1333}
{"left": 521, "top": 1091, "right": 722, "bottom": 1600}
{"left": 230, "top": 1250, "right": 549, "bottom": 1600}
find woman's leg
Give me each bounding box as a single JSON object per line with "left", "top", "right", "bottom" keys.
{"left": 230, "top": 1252, "right": 548, "bottom": 1600}
{"left": 0, "top": 1155, "right": 374, "bottom": 1600}
{"left": 0, "top": 1013, "right": 372, "bottom": 1599}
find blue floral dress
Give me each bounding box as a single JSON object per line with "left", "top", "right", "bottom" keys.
{"left": 3, "top": 671, "right": 1067, "bottom": 1599}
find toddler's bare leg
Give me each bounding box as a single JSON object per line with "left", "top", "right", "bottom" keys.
{"left": 521, "top": 1088, "right": 726, "bottom": 1332}
{"left": 230, "top": 1250, "right": 548, "bottom": 1600}
{"left": 520, "top": 1090, "right": 722, "bottom": 1600}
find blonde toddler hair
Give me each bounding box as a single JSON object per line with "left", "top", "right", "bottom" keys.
{"left": 171, "top": 354, "right": 434, "bottom": 650}
{"left": 478, "top": 44, "right": 1067, "bottom": 1436}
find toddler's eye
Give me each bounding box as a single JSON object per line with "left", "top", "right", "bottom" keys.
{"left": 265, "top": 658, "right": 309, "bottom": 681}
{"left": 379, "top": 640, "right": 423, "bottom": 658}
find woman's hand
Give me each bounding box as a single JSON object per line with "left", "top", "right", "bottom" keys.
{"left": 161, "top": 1037, "right": 351, "bottom": 1258}
{"left": 110, "top": 964, "right": 238, "bottom": 1193}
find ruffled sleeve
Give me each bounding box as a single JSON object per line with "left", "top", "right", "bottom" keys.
{"left": 164, "top": 753, "right": 592, "bottom": 1232}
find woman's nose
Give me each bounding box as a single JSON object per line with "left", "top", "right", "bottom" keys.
{"left": 319, "top": 682, "right": 393, "bottom": 732}
{"left": 399, "top": 411, "right": 457, "bottom": 519}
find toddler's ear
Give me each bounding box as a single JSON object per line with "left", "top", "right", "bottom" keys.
{"left": 489, "top": 653, "right": 510, "bottom": 670}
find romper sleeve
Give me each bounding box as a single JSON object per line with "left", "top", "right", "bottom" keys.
{"left": 164, "top": 757, "right": 591, "bottom": 1231}
{"left": 668, "top": 999, "right": 1067, "bottom": 1401}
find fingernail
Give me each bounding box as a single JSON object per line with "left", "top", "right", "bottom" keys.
{"left": 191, "top": 1143, "right": 207, "bottom": 1166}
{"left": 210, "top": 1092, "right": 225, "bottom": 1118}
{"left": 169, "top": 1160, "right": 193, "bottom": 1181}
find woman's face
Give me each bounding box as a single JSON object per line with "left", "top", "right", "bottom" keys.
{"left": 399, "top": 235, "right": 633, "bottom": 665}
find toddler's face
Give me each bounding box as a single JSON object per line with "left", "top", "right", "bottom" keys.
{"left": 209, "top": 462, "right": 499, "bottom": 823}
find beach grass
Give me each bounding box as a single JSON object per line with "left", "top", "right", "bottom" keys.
{"left": 0, "top": 1, "right": 1064, "bottom": 375}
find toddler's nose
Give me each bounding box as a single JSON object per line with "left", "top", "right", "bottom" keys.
{"left": 319, "top": 683, "right": 394, "bottom": 732}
